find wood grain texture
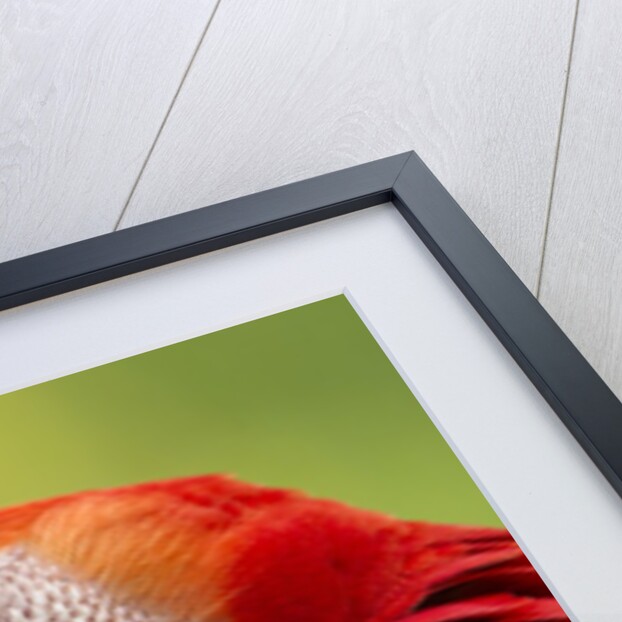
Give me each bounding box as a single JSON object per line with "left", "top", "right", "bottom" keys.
{"left": 0, "top": 0, "right": 218, "bottom": 262}
{"left": 119, "top": 0, "right": 576, "bottom": 291}
{"left": 539, "top": 1, "right": 622, "bottom": 400}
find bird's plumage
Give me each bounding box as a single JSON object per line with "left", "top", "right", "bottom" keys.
{"left": 0, "top": 475, "right": 567, "bottom": 621}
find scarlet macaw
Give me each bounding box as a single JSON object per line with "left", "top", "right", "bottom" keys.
{"left": 0, "top": 475, "right": 567, "bottom": 621}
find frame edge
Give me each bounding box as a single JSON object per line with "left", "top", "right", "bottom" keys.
{"left": 0, "top": 152, "right": 411, "bottom": 311}
{"left": 393, "top": 151, "right": 622, "bottom": 499}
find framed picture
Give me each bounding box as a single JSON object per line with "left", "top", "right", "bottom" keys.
{"left": 0, "top": 152, "right": 620, "bottom": 620}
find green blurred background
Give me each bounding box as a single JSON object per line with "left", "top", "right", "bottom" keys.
{"left": 0, "top": 295, "right": 500, "bottom": 526}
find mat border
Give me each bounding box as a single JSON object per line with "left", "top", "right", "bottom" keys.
{"left": 2, "top": 151, "right": 621, "bottom": 499}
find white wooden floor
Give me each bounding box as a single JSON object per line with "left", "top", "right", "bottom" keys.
{"left": 2, "top": 1, "right": 620, "bottom": 399}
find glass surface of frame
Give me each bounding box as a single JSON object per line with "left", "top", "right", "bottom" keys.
{"left": 1, "top": 204, "right": 620, "bottom": 619}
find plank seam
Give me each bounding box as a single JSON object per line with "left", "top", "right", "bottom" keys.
{"left": 535, "top": 0, "right": 581, "bottom": 298}
{"left": 113, "top": 0, "right": 225, "bottom": 232}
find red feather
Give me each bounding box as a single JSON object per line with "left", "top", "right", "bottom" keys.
{"left": 403, "top": 594, "right": 566, "bottom": 622}
{"left": 0, "top": 475, "right": 568, "bottom": 622}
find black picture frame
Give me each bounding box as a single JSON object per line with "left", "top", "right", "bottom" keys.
{"left": 1, "top": 151, "right": 621, "bottom": 501}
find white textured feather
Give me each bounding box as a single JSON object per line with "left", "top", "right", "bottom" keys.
{"left": 0, "top": 547, "right": 173, "bottom": 622}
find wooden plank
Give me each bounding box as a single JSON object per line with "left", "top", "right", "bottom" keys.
{"left": 0, "top": 0, "right": 218, "bottom": 262}
{"left": 119, "top": 0, "right": 576, "bottom": 291}
{"left": 539, "top": 1, "right": 622, "bottom": 400}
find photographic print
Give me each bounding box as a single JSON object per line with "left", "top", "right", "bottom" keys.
{"left": 0, "top": 295, "right": 566, "bottom": 621}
